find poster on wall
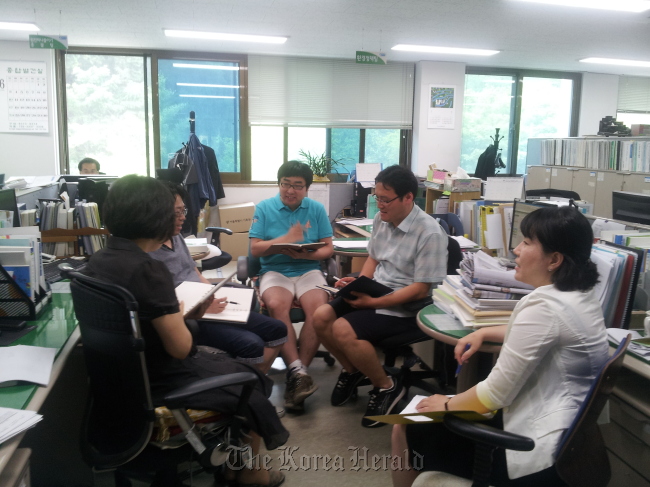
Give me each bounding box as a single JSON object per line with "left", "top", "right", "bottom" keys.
{"left": 428, "top": 84, "right": 455, "bottom": 129}
{"left": 0, "top": 61, "right": 49, "bottom": 133}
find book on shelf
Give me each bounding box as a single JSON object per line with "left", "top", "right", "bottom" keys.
{"left": 268, "top": 242, "right": 327, "bottom": 253}
{"left": 317, "top": 275, "right": 393, "bottom": 300}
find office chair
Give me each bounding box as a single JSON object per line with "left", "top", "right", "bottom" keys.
{"left": 525, "top": 189, "right": 581, "bottom": 201}
{"left": 412, "top": 334, "right": 632, "bottom": 487}
{"left": 236, "top": 253, "right": 337, "bottom": 366}
{"left": 374, "top": 236, "right": 464, "bottom": 396}
{"left": 431, "top": 213, "right": 465, "bottom": 237}
{"left": 201, "top": 226, "right": 233, "bottom": 271}
{"left": 62, "top": 267, "right": 259, "bottom": 487}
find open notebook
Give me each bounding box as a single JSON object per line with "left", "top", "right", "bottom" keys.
{"left": 175, "top": 271, "right": 236, "bottom": 317}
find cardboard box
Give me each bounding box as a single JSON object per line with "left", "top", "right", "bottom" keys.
{"left": 631, "top": 124, "right": 650, "bottom": 136}
{"left": 218, "top": 202, "right": 255, "bottom": 233}
{"left": 219, "top": 231, "right": 250, "bottom": 260}
{"left": 444, "top": 177, "right": 482, "bottom": 193}
{"left": 426, "top": 169, "right": 451, "bottom": 183}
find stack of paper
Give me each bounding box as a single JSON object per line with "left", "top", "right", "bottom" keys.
{"left": 0, "top": 407, "right": 43, "bottom": 444}
{"left": 434, "top": 253, "right": 533, "bottom": 329}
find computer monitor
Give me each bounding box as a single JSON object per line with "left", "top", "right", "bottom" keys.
{"left": 0, "top": 188, "right": 21, "bottom": 227}
{"left": 508, "top": 200, "right": 552, "bottom": 251}
{"left": 612, "top": 191, "right": 650, "bottom": 226}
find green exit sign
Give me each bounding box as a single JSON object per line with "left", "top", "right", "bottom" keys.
{"left": 355, "top": 51, "right": 387, "bottom": 65}
{"left": 29, "top": 35, "right": 68, "bottom": 50}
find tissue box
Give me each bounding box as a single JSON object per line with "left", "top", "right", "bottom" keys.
{"left": 444, "top": 177, "right": 481, "bottom": 193}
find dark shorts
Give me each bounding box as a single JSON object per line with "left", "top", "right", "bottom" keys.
{"left": 328, "top": 296, "right": 420, "bottom": 343}
{"left": 406, "top": 411, "right": 566, "bottom": 486}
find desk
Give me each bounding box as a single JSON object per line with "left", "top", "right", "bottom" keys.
{"left": 333, "top": 243, "right": 369, "bottom": 277}
{"left": 417, "top": 304, "right": 501, "bottom": 392}
{"left": 0, "top": 292, "right": 79, "bottom": 478}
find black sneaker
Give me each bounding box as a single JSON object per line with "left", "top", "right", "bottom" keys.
{"left": 331, "top": 369, "right": 366, "bottom": 406}
{"left": 361, "top": 375, "right": 405, "bottom": 428}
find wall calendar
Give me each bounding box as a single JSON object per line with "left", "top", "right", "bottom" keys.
{"left": 0, "top": 61, "right": 49, "bottom": 133}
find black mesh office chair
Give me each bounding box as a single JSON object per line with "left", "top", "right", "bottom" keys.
{"left": 236, "top": 253, "right": 337, "bottom": 366}
{"left": 62, "top": 267, "right": 258, "bottom": 487}
{"left": 526, "top": 188, "right": 581, "bottom": 200}
{"left": 375, "top": 236, "right": 464, "bottom": 396}
{"left": 412, "top": 334, "right": 632, "bottom": 487}
{"left": 201, "top": 226, "right": 233, "bottom": 271}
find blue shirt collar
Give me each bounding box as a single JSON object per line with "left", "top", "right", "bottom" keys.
{"left": 273, "top": 193, "right": 309, "bottom": 212}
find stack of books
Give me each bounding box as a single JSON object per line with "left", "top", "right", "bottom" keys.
{"left": 434, "top": 251, "right": 533, "bottom": 329}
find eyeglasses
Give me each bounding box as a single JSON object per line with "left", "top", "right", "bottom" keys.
{"left": 372, "top": 194, "right": 400, "bottom": 205}
{"left": 174, "top": 207, "right": 188, "bottom": 217}
{"left": 279, "top": 182, "right": 306, "bottom": 191}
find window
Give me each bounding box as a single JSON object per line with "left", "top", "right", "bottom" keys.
{"left": 157, "top": 59, "right": 241, "bottom": 172}
{"left": 617, "top": 76, "right": 650, "bottom": 129}
{"left": 250, "top": 127, "right": 404, "bottom": 181}
{"left": 461, "top": 69, "right": 580, "bottom": 175}
{"left": 65, "top": 54, "right": 151, "bottom": 176}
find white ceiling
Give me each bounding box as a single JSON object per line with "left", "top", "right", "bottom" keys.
{"left": 1, "top": 0, "right": 650, "bottom": 77}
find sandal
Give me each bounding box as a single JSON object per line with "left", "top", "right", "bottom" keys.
{"left": 237, "top": 470, "right": 285, "bottom": 487}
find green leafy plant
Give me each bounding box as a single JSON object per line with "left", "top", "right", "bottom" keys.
{"left": 298, "top": 149, "right": 343, "bottom": 177}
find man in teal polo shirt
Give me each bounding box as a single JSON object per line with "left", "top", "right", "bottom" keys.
{"left": 250, "top": 161, "right": 334, "bottom": 410}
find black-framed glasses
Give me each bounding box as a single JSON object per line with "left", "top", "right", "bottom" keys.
{"left": 372, "top": 194, "right": 400, "bottom": 205}
{"left": 174, "top": 207, "right": 188, "bottom": 217}
{"left": 279, "top": 182, "right": 306, "bottom": 191}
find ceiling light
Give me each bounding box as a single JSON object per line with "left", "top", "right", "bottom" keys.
{"left": 172, "top": 63, "right": 239, "bottom": 71}
{"left": 0, "top": 22, "right": 39, "bottom": 31}
{"left": 179, "top": 94, "right": 236, "bottom": 99}
{"left": 165, "top": 29, "right": 287, "bottom": 44}
{"left": 512, "top": 0, "right": 650, "bottom": 13}
{"left": 177, "top": 83, "right": 239, "bottom": 88}
{"left": 392, "top": 45, "right": 499, "bottom": 56}
{"left": 580, "top": 57, "right": 650, "bottom": 68}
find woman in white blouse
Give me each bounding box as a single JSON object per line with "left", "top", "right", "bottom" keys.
{"left": 391, "top": 205, "right": 609, "bottom": 487}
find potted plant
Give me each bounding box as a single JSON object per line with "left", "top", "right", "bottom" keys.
{"left": 299, "top": 149, "right": 344, "bottom": 182}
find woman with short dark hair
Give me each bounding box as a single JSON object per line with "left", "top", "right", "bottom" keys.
{"left": 84, "top": 175, "right": 288, "bottom": 487}
{"left": 391, "top": 205, "right": 608, "bottom": 487}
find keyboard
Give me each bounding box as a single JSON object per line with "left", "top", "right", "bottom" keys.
{"left": 43, "top": 257, "right": 88, "bottom": 283}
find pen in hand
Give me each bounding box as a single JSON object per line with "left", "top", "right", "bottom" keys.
{"left": 227, "top": 301, "right": 239, "bottom": 305}
{"left": 455, "top": 344, "right": 471, "bottom": 377}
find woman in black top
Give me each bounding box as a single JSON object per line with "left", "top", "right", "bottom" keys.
{"left": 84, "top": 175, "right": 287, "bottom": 487}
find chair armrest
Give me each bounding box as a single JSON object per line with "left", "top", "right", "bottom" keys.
{"left": 323, "top": 257, "right": 338, "bottom": 285}
{"left": 237, "top": 255, "right": 250, "bottom": 284}
{"left": 206, "top": 226, "right": 233, "bottom": 236}
{"left": 443, "top": 414, "right": 535, "bottom": 452}
{"left": 163, "top": 371, "right": 259, "bottom": 409}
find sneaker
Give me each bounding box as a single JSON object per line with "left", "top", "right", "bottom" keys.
{"left": 361, "top": 375, "right": 405, "bottom": 428}
{"left": 331, "top": 369, "right": 366, "bottom": 406}
{"left": 284, "top": 373, "right": 318, "bottom": 410}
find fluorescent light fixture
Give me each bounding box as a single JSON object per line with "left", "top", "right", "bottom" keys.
{"left": 165, "top": 29, "right": 287, "bottom": 44}
{"left": 0, "top": 21, "right": 39, "bottom": 31}
{"left": 580, "top": 57, "right": 650, "bottom": 68}
{"left": 177, "top": 83, "right": 239, "bottom": 89}
{"left": 179, "top": 94, "right": 236, "bottom": 99}
{"left": 392, "top": 44, "right": 499, "bottom": 56}
{"left": 172, "top": 63, "right": 239, "bottom": 71}
{"left": 512, "top": 0, "right": 650, "bottom": 12}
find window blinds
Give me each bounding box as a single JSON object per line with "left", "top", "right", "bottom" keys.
{"left": 248, "top": 55, "right": 414, "bottom": 129}
{"left": 618, "top": 76, "right": 650, "bottom": 113}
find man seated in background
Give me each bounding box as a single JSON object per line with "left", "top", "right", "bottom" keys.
{"left": 149, "top": 181, "right": 287, "bottom": 374}
{"left": 78, "top": 157, "right": 101, "bottom": 174}
{"left": 249, "top": 161, "right": 334, "bottom": 411}
{"left": 313, "top": 165, "right": 447, "bottom": 427}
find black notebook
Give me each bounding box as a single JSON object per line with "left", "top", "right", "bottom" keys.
{"left": 318, "top": 275, "right": 393, "bottom": 300}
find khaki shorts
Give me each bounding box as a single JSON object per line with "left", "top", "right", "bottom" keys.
{"left": 259, "top": 269, "right": 327, "bottom": 300}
